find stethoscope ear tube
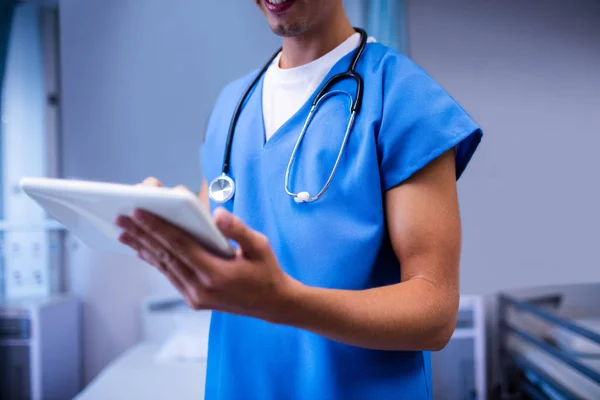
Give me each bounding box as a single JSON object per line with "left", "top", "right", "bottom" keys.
{"left": 314, "top": 72, "right": 364, "bottom": 113}
{"left": 352, "top": 73, "right": 364, "bottom": 113}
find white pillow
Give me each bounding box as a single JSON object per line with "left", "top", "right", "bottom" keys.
{"left": 551, "top": 318, "right": 600, "bottom": 356}
{"left": 154, "top": 311, "right": 211, "bottom": 365}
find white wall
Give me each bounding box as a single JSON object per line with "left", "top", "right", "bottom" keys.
{"left": 406, "top": 0, "right": 600, "bottom": 390}
{"left": 407, "top": 0, "right": 600, "bottom": 295}
{"left": 59, "top": 0, "right": 279, "bottom": 383}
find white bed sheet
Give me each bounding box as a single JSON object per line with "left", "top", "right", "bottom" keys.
{"left": 74, "top": 341, "right": 207, "bottom": 400}
{"left": 510, "top": 338, "right": 600, "bottom": 400}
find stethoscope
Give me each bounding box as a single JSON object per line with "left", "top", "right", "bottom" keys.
{"left": 208, "top": 28, "right": 367, "bottom": 204}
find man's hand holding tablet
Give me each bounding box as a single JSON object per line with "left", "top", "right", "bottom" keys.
{"left": 22, "top": 175, "right": 301, "bottom": 323}
{"left": 116, "top": 177, "right": 300, "bottom": 322}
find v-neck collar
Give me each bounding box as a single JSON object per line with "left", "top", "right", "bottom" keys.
{"left": 256, "top": 45, "right": 367, "bottom": 150}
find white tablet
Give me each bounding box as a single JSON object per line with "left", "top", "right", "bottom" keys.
{"left": 20, "top": 177, "right": 235, "bottom": 258}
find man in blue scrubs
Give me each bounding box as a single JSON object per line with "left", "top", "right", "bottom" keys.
{"left": 117, "top": 0, "right": 482, "bottom": 398}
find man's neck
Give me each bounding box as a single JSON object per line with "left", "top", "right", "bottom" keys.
{"left": 279, "top": 16, "right": 355, "bottom": 69}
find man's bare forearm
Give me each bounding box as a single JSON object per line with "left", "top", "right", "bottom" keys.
{"left": 272, "top": 277, "right": 458, "bottom": 351}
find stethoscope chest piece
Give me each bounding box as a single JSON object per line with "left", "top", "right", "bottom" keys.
{"left": 208, "top": 174, "right": 235, "bottom": 203}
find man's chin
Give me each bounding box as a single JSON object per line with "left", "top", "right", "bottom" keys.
{"left": 270, "top": 22, "right": 306, "bottom": 38}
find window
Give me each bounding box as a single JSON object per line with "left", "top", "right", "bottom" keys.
{"left": 0, "top": 2, "right": 62, "bottom": 299}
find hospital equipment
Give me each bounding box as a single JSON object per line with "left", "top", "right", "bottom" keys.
{"left": 20, "top": 177, "right": 235, "bottom": 258}
{"left": 0, "top": 296, "right": 81, "bottom": 400}
{"left": 499, "top": 283, "right": 600, "bottom": 399}
{"left": 208, "top": 28, "right": 368, "bottom": 204}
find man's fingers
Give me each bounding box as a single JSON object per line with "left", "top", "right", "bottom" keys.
{"left": 214, "top": 207, "right": 267, "bottom": 259}
{"left": 118, "top": 230, "right": 185, "bottom": 292}
{"left": 118, "top": 231, "right": 143, "bottom": 252}
{"left": 140, "top": 176, "right": 163, "bottom": 187}
{"left": 117, "top": 215, "right": 196, "bottom": 288}
{"left": 131, "top": 209, "right": 221, "bottom": 271}
{"left": 174, "top": 185, "right": 192, "bottom": 193}
{"left": 138, "top": 248, "right": 191, "bottom": 300}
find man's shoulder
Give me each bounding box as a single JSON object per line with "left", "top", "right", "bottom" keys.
{"left": 217, "top": 68, "right": 263, "bottom": 102}
{"left": 364, "top": 42, "right": 429, "bottom": 81}
{"left": 363, "top": 42, "right": 458, "bottom": 110}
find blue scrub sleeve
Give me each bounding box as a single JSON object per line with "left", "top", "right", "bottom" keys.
{"left": 377, "top": 62, "right": 482, "bottom": 190}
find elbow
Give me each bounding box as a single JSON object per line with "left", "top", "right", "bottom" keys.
{"left": 425, "top": 321, "right": 456, "bottom": 351}
{"left": 401, "top": 317, "right": 456, "bottom": 352}
{"left": 416, "top": 299, "right": 459, "bottom": 351}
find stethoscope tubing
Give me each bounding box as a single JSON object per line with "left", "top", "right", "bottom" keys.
{"left": 284, "top": 91, "right": 357, "bottom": 203}
{"left": 209, "top": 27, "right": 368, "bottom": 204}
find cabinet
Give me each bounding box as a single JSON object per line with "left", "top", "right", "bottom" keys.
{"left": 0, "top": 296, "right": 81, "bottom": 400}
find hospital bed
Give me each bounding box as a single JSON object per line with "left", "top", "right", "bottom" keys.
{"left": 72, "top": 293, "right": 488, "bottom": 399}
{"left": 74, "top": 295, "right": 209, "bottom": 400}
{"left": 499, "top": 283, "right": 600, "bottom": 399}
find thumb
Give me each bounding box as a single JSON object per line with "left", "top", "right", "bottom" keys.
{"left": 214, "top": 208, "right": 265, "bottom": 259}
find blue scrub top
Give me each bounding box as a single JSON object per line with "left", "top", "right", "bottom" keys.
{"left": 201, "top": 42, "right": 482, "bottom": 400}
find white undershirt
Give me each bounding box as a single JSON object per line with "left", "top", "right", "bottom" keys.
{"left": 262, "top": 33, "right": 375, "bottom": 141}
